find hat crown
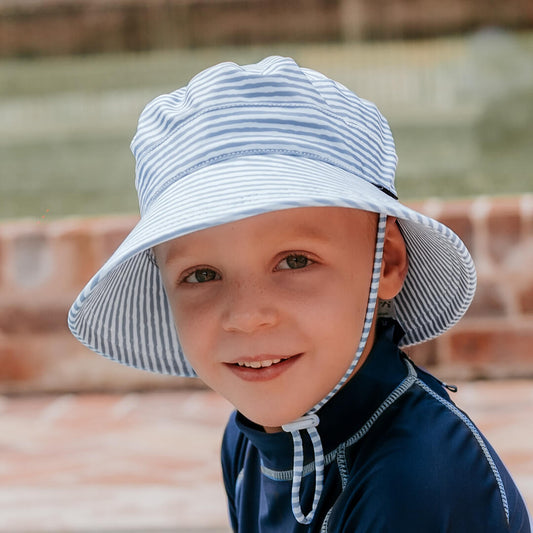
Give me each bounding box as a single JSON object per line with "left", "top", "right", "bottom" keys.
{"left": 131, "top": 56, "right": 398, "bottom": 215}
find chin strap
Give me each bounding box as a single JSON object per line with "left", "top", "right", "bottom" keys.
{"left": 281, "top": 213, "right": 387, "bottom": 525}
{"left": 281, "top": 414, "right": 323, "bottom": 524}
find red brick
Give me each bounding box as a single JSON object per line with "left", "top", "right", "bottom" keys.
{"left": 404, "top": 337, "right": 439, "bottom": 368}
{"left": 448, "top": 324, "right": 533, "bottom": 367}
{"left": 436, "top": 201, "right": 475, "bottom": 252}
{"left": 0, "top": 331, "right": 197, "bottom": 394}
{"left": 518, "top": 282, "right": 533, "bottom": 314}
{"left": 0, "top": 338, "right": 42, "bottom": 383}
{"left": 466, "top": 280, "right": 507, "bottom": 318}
{"left": 11, "top": 231, "right": 53, "bottom": 289}
{"left": 54, "top": 224, "right": 99, "bottom": 289}
{"left": 90, "top": 215, "right": 138, "bottom": 264}
{"left": 1, "top": 198, "right": 532, "bottom": 392}
{"left": 487, "top": 198, "right": 522, "bottom": 265}
{"left": 0, "top": 305, "right": 68, "bottom": 334}
{"left": 0, "top": 230, "right": 4, "bottom": 290}
{"left": 101, "top": 227, "right": 132, "bottom": 259}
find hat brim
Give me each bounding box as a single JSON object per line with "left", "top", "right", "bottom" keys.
{"left": 68, "top": 154, "right": 476, "bottom": 376}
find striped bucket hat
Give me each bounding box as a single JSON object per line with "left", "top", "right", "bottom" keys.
{"left": 68, "top": 55, "right": 476, "bottom": 376}
{"left": 68, "top": 55, "right": 477, "bottom": 525}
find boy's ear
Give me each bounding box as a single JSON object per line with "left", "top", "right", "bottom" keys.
{"left": 378, "top": 217, "right": 408, "bottom": 300}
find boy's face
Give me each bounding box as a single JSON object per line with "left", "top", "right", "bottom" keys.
{"left": 154, "top": 207, "right": 382, "bottom": 429}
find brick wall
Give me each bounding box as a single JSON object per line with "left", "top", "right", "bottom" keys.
{"left": 405, "top": 195, "right": 533, "bottom": 380}
{"left": 1, "top": 195, "right": 532, "bottom": 393}
{"left": 1, "top": 0, "right": 532, "bottom": 57}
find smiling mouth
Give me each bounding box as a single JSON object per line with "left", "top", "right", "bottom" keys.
{"left": 235, "top": 357, "right": 289, "bottom": 369}
{"left": 227, "top": 354, "right": 302, "bottom": 381}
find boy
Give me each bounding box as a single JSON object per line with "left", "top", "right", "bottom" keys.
{"left": 69, "top": 56, "right": 531, "bottom": 531}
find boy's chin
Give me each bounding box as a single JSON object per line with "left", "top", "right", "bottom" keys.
{"left": 240, "top": 408, "right": 311, "bottom": 433}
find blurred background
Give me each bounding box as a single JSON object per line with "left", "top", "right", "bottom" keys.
{"left": 0, "top": 1, "right": 532, "bottom": 531}
{"left": 1, "top": 1, "right": 533, "bottom": 218}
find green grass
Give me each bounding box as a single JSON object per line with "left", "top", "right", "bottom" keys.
{"left": 1, "top": 34, "right": 532, "bottom": 221}
{"left": 2, "top": 32, "right": 532, "bottom": 98}
{"left": 0, "top": 135, "right": 138, "bottom": 218}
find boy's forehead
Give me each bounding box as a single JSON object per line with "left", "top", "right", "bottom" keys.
{"left": 155, "top": 207, "right": 377, "bottom": 261}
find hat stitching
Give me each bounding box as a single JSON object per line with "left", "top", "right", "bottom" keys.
{"left": 143, "top": 148, "right": 385, "bottom": 215}
{"left": 139, "top": 137, "right": 395, "bottom": 213}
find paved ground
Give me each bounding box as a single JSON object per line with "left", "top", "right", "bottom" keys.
{"left": 0, "top": 381, "right": 532, "bottom": 532}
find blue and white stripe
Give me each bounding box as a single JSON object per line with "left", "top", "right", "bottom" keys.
{"left": 281, "top": 414, "right": 325, "bottom": 524}
{"left": 131, "top": 58, "right": 398, "bottom": 214}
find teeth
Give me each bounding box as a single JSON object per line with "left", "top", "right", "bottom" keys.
{"left": 237, "top": 358, "right": 282, "bottom": 368}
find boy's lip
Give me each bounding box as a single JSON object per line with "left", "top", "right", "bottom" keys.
{"left": 225, "top": 353, "right": 302, "bottom": 382}
{"left": 225, "top": 353, "right": 299, "bottom": 365}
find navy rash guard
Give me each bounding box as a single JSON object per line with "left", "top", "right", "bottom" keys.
{"left": 221, "top": 326, "right": 531, "bottom": 532}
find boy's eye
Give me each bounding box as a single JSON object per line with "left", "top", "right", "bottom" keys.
{"left": 183, "top": 268, "right": 220, "bottom": 283}
{"left": 277, "top": 254, "right": 313, "bottom": 270}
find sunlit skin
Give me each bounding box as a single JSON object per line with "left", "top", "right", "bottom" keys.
{"left": 154, "top": 207, "right": 408, "bottom": 430}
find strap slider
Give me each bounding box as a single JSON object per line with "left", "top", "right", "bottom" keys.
{"left": 282, "top": 414, "right": 319, "bottom": 432}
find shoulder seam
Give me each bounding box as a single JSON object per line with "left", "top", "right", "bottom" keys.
{"left": 415, "top": 378, "right": 510, "bottom": 525}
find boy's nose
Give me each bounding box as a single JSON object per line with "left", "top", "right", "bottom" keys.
{"left": 221, "top": 280, "right": 279, "bottom": 333}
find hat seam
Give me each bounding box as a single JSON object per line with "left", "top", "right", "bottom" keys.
{"left": 143, "top": 149, "right": 379, "bottom": 215}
